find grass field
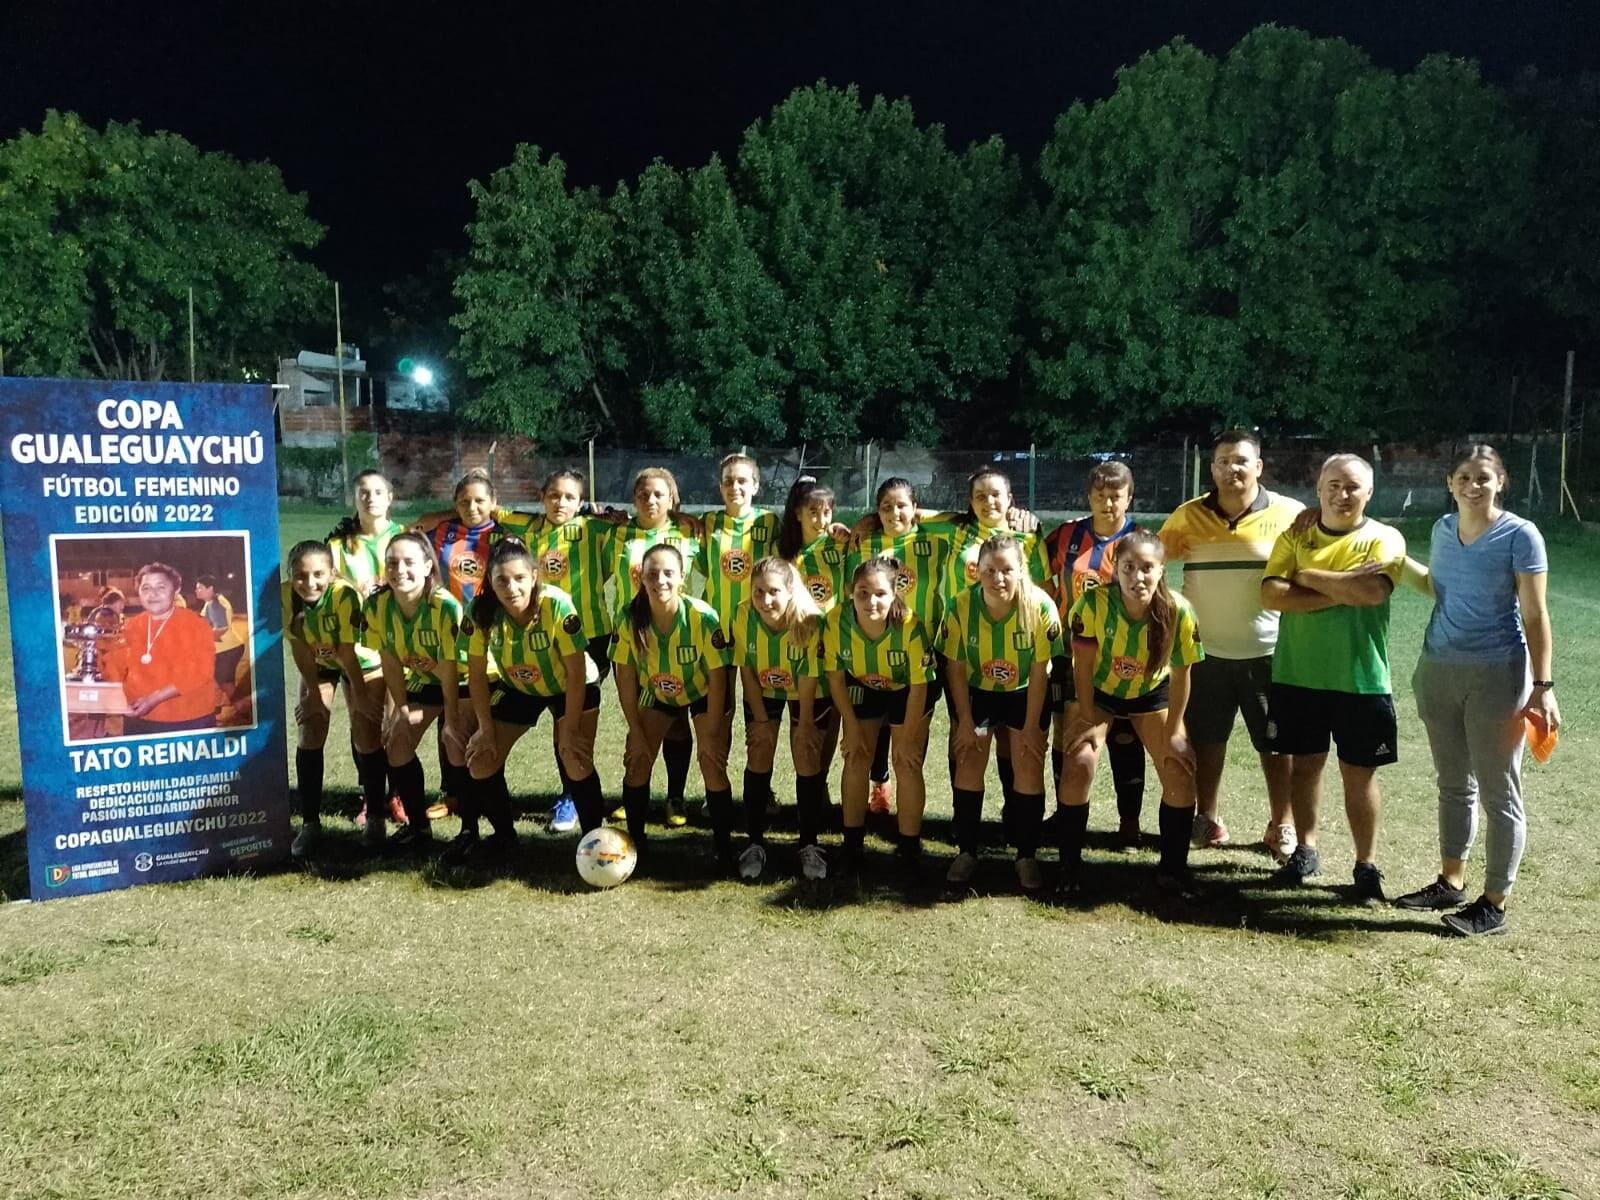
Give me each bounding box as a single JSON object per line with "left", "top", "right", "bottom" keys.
{"left": 2, "top": 506, "right": 1598, "bottom": 1200}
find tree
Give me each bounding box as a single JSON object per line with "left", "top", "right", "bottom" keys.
{"left": 1029, "top": 26, "right": 1533, "bottom": 447}
{"left": 452, "top": 145, "right": 637, "bottom": 445}
{"left": 0, "top": 111, "right": 326, "bottom": 381}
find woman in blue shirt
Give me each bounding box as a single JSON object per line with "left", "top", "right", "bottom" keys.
{"left": 1395, "top": 444, "right": 1560, "bottom": 936}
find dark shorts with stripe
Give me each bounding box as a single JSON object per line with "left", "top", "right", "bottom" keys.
{"left": 969, "top": 686, "right": 1049, "bottom": 733}
{"left": 1092, "top": 682, "right": 1171, "bottom": 717}
{"left": 844, "top": 675, "right": 936, "bottom": 726}
{"left": 744, "top": 694, "right": 836, "bottom": 725}
{"left": 408, "top": 681, "right": 468, "bottom": 708}
{"left": 491, "top": 682, "right": 603, "bottom": 727}
{"left": 1266, "top": 683, "right": 1398, "bottom": 768}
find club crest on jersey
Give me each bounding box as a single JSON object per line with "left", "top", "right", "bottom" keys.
{"left": 1080, "top": 575, "right": 1100, "bottom": 591}
{"left": 1047, "top": 621, "right": 1062, "bottom": 643}
{"left": 807, "top": 578, "right": 832, "bottom": 604}
{"left": 858, "top": 673, "right": 893, "bottom": 690}
{"left": 964, "top": 557, "right": 980, "bottom": 583}
{"left": 720, "top": 549, "right": 751, "bottom": 579}
{"left": 314, "top": 646, "right": 337, "bottom": 664}
{"left": 757, "top": 667, "right": 794, "bottom": 691}
{"left": 1111, "top": 655, "right": 1144, "bottom": 680}
{"left": 403, "top": 654, "right": 433, "bottom": 672}
{"left": 982, "top": 659, "right": 1018, "bottom": 685}
{"left": 650, "top": 673, "right": 685, "bottom": 698}
{"left": 892, "top": 565, "right": 916, "bottom": 595}
{"left": 510, "top": 664, "right": 541, "bottom": 685}
{"left": 675, "top": 645, "right": 699, "bottom": 665}
{"left": 541, "top": 549, "right": 569, "bottom": 577}
{"left": 528, "top": 630, "right": 552, "bottom": 651}
{"left": 710, "top": 628, "right": 730, "bottom": 650}
{"left": 452, "top": 556, "right": 481, "bottom": 580}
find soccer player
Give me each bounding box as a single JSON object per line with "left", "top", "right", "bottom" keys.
{"left": 777, "top": 475, "right": 849, "bottom": 615}
{"left": 362, "top": 531, "right": 468, "bottom": 849}
{"left": 1260, "top": 453, "right": 1406, "bottom": 903}
{"left": 1058, "top": 530, "right": 1203, "bottom": 897}
{"left": 612, "top": 543, "right": 732, "bottom": 868}
{"left": 448, "top": 539, "right": 602, "bottom": 866}
{"left": 282, "top": 540, "right": 381, "bottom": 858}
{"left": 824, "top": 556, "right": 937, "bottom": 888}
{"left": 731, "top": 558, "right": 830, "bottom": 882}
{"left": 942, "top": 535, "right": 1063, "bottom": 893}
{"left": 1159, "top": 431, "right": 1303, "bottom": 861}
{"left": 102, "top": 563, "right": 219, "bottom": 736}
{"left": 607, "top": 468, "right": 705, "bottom": 828}
{"left": 1392, "top": 445, "right": 1559, "bottom": 936}
{"left": 1044, "top": 460, "right": 1146, "bottom": 844}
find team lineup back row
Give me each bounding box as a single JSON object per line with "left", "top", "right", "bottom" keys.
{"left": 284, "top": 454, "right": 1200, "bottom": 894}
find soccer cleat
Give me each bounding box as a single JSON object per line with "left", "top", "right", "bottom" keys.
{"left": 439, "top": 829, "right": 480, "bottom": 867}
{"left": 1014, "top": 856, "right": 1044, "bottom": 892}
{"left": 945, "top": 851, "right": 978, "bottom": 887}
{"left": 868, "top": 780, "right": 892, "bottom": 815}
{"left": 1262, "top": 822, "right": 1297, "bottom": 865}
{"left": 290, "top": 823, "right": 321, "bottom": 859}
{"left": 664, "top": 797, "right": 688, "bottom": 828}
{"left": 1191, "top": 812, "right": 1230, "bottom": 849}
{"left": 362, "top": 812, "right": 386, "bottom": 848}
{"left": 1350, "top": 862, "right": 1387, "bottom": 906}
{"left": 549, "top": 796, "right": 579, "bottom": 833}
{"left": 1154, "top": 867, "right": 1202, "bottom": 902}
{"left": 738, "top": 843, "right": 768, "bottom": 881}
{"left": 389, "top": 822, "right": 433, "bottom": 850}
{"left": 1272, "top": 844, "right": 1320, "bottom": 885}
{"left": 1394, "top": 876, "right": 1468, "bottom": 912}
{"left": 1116, "top": 820, "right": 1141, "bottom": 850}
{"left": 1053, "top": 870, "right": 1085, "bottom": 903}
{"left": 1441, "top": 896, "right": 1508, "bottom": 937}
{"left": 609, "top": 804, "right": 626, "bottom": 822}
{"left": 798, "top": 844, "right": 828, "bottom": 882}
{"left": 476, "top": 831, "right": 519, "bottom": 864}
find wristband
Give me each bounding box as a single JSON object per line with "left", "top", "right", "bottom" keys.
{"left": 1532, "top": 680, "right": 1554, "bottom": 689}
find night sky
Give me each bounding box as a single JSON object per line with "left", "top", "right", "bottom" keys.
{"left": 4, "top": 1, "right": 1595, "bottom": 292}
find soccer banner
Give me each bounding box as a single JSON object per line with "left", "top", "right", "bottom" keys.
{"left": 0, "top": 378, "right": 289, "bottom": 899}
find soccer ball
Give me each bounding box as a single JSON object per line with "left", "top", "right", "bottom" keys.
{"left": 575, "top": 827, "right": 637, "bottom": 888}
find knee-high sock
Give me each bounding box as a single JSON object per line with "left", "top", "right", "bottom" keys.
{"left": 1007, "top": 791, "right": 1045, "bottom": 858}
{"left": 663, "top": 736, "right": 692, "bottom": 801}
{"left": 743, "top": 770, "right": 772, "bottom": 843}
{"left": 997, "top": 755, "right": 1016, "bottom": 810}
{"left": 296, "top": 748, "right": 325, "bottom": 824}
{"left": 1108, "top": 721, "right": 1146, "bottom": 826}
{"left": 391, "top": 758, "right": 428, "bottom": 826}
{"left": 707, "top": 788, "right": 735, "bottom": 855}
{"left": 952, "top": 787, "right": 984, "bottom": 857}
{"left": 870, "top": 723, "right": 891, "bottom": 785}
{"left": 796, "top": 773, "right": 824, "bottom": 847}
{"left": 842, "top": 823, "right": 866, "bottom": 868}
{"left": 553, "top": 742, "right": 574, "bottom": 798}
{"left": 1051, "top": 748, "right": 1065, "bottom": 802}
{"left": 574, "top": 774, "right": 605, "bottom": 833}
{"left": 357, "top": 750, "right": 389, "bottom": 823}
{"left": 1058, "top": 805, "right": 1089, "bottom": 873}
{"left": 482, "top": 770, "right": 516, "bottom": 838}
{"left": 622, "top": 782, "right": 651, "bottom": 850}
{"left": 1158, "top": 803, "right": 1195, "bottom": 875}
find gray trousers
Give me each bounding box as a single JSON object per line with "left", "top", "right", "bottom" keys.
{"left": 1412, "top": 655, "right": 1530, "bottom": 896}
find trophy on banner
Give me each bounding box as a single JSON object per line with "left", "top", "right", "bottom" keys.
{"left": 63, "top": 605, "right": 123, "bottom": 682}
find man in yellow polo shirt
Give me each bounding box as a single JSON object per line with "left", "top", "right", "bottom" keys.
{"left": 1160, "top": 430, "right": 1303, "bottom": 860}
{"left": 1261, "top": 453, "right": 1406, "bottom": 904}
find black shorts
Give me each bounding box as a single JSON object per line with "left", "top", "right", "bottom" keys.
{"left": 969, "top": 686, "right": 1049, "bottom": 733}
{"left": 1187, "top": 655, "right": 1274, "bottom": 751}
{"left": 645, "top": 694, "right": 711, "bottom": 720}
{"left": 490, "top": 682, "right": 602, "bottom": 727}
{"left": 215, "top": 645, "right": 245, "bottom": 687}
{"left": 1266, "top": 683, "right": 1398, "bottom": 768}
{"left": 844, "top": 675, "right": 933, "bottom": 726}
{"left": 744, "top": 694, "right": 836, "bottom": 725}
{"left": 314, "top": 665, "right": 344, "bottom": 685}
{"left": 408, "top": 681, "right": 468, "bottom": 708}
{"left": 585, "top": 634, "right": 614, "bottom": 682}
{"left": 1048, "top": 654, "right": 1072, "bottom": 712}
{"left": 1092, "top": 682, "right": 1170, "bottom": 717}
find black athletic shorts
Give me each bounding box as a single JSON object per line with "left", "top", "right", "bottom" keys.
{"left": 585, "top": 634, "right": 614, "bottom": 682}
{"left": 645, "top": 694, "right": 711, "bottom": 720}
{"left": 743, "top": 694, "right": 837, "bottom": 725}
{"left": 408, "top": 681, "right": 468, "bottom": 708}
{"left": 1266, "top": 682, "right": 1398, "bottom": 768}
{"left": 1048, "top": 654, "right": 1072, "bottom": 712}
{"left": 1091, "top": 682, "right": 1171, "bottom": 718}
{"left": 215, "top": 645, "right": 245, "bottom": 688}
{"left": 490, "top": 682, "right": 602, "bottom": 727}
{"left": 969, "top": 686, "right": 1049, "bottom": 733}
{"left": 1187, "top": 654, "right": 1274, "bottom": 751}
{"left": 844, "top": 675, "right": 934, "bottom": 726}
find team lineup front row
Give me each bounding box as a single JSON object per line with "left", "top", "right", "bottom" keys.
{"left": 280, "top": 434, "right": 1560, "bottom": 935}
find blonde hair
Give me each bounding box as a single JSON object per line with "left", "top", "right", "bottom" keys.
{"left": 750, "top": 557, "right": 821, "bottom": 644}
{"left": 977, "top": 534, "right": 1053, "bottom": 644}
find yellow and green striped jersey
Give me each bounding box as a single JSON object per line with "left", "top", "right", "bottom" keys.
{"left": 792, "top": 533, "right": 848, "bottom": 613}
{"left": 606, "top": 518, "right": 704, "bottom": 615}
{"left": 465, "top": 584, "right": 588, "bottom": 697}
{"left": 847, "top": 526, "right": 954, "bottom": 631}
{"left": 939, "top": 520, "right": 1053, "bottom": 605}
{"left": 498, "top": 509, "right": 616, "bottom": 638}
{"left": 331, "top": 518, "right": 404, "bottom": 669}
{"left": 822, "top": 605, "right": 936, "bottom": 692}
{"left": 730, "top": 600, "right": 823, "bottom": 699}
{"left": 610, "top": 596, "right": 731, "bottom": 708}
{"left": 361, "top": 588, "right": 467, "bottom": 690}
{"left": 701, "top": 509, "right": 780, "bottom": 625}
{"left": 282, "top": 577, "right": 364, "bottom": 672}
{"left": 1068, "top": 586, "right": 1204, "bottom": 700}
{"left": 939, "top": 585, "right": 1064, "bottom": 693}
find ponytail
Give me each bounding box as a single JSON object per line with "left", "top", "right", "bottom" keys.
{"left": 1116, "top": 529, "right": 1177, "bottom": 672}
{"left": 473, "top": 537, "right": 539, "bottom": 631}
{"left": 777, "top": 476, "right": 835, "bottom": 560}
{"left": 286, "top": 539, "right": 336, "bottom": 634}
{"left": 328, "top": 469, "right": 393, "bottom": 552}
{"left": 629, "top": 543, "right": 685, "bottom": 656}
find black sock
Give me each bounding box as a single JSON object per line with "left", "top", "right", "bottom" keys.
{"left": 554, "top": 742, "right": 574, "bottom": 798}
{"left": 483, "top": 770, "right": 516, "bottom": 838}
{"left": 1158, "top": 803, "right": 1195, "bottom": 874}
{"left": 743, "top": 770, "right": 772, "bottom": 842}
{"left": 1008, "top": 792, "right": 1045, "bottom": 858}
{"left": 870, "top": 723, "right": 891, "bottom": 784}
{"left": 663, "top": 733, "right": 692, "bottom": 801}
{"left": 622, "top": 783, "right": 650, "bottom": 850}
{"left": 574, "top": 773, "right": 604, "bottom": 833}
{"left": 952, "top": 787, "right": 984, "bottom": 856}
{"left": 997, "top": 755, "right": 1016, "bottom": 809}
{"left": 295, "top": 748, "right": 325, "bottom": 824}
{"left": 795, "top": 773, "right": 824, "bottom": 847}
{"left": 842, "top": 823, "right": 866, "bottom": 867}
{"left": 707, "top": 788, "right": 735, "bottom": 855}
{"left": 1051, "top": 748, "right": 1065, "bottom": 801}
{"left": 1109, "top": 721, "right": 1146, "bottom": 826}
{"left": 1058, "top": 804, "right": 1090, "bottom": 872}
{"left": 356, "top": 749, "right": 388, "bottom": 823}
{"left": 897, "top": 831, "right": 923, "bottom": 859}
{"left": 454, "top": 774, "right": 483, "bottom": 831}
{"left": 391, "top": 758, "right": 428, "bottom": 826}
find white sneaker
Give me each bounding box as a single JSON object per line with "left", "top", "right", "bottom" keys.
{"left": 798, "top": 844, "right": 828, "bottom": 881}
{"left": 1263, "top": 822, "right": 1297, "bottom": 865}
{"left": 738, "top": 843, "right": 767, "bottom": 881}
{"left": 945, "top": 852, "right": 978, "bottom": 886}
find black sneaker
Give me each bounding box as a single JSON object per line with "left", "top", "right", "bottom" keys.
{"left": 1349, "top": 862, "right": 1386, "bottom": 906}
{"left": 439, "top": 829, "right": 480, "bottom": 866}
{"left": 1272, "top": 844, "right": 1320, "bottom": 885}
{"left": 1394, "top": 875, "right": 1467, "bottom": 911}
{"left": 475, "top": 831, "right": 519, "bottom": 864}
{"left": 1154, "top": 867, "right": 1202, "bottom": 902}
{"left": 1053, "top": 870, "right": 1085, "bottom": 904}
{"left": 389, "top": 821, "right": 434, "bottom": 851}
{"left": 1442, "top": 896, "right": 1508, "bottom": 937}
